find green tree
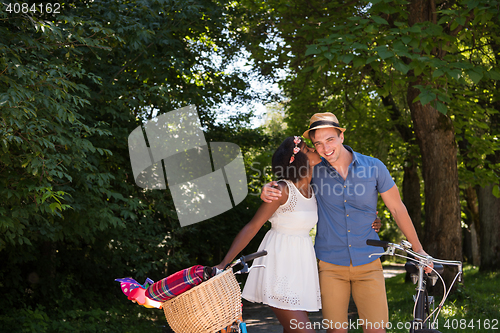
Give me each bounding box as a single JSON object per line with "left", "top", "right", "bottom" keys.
{"left": 0, "top": 0, "right": 270, "bottom": 328}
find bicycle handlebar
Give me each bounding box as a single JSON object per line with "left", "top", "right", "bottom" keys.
{"left": 224, "top": 250, "right": 268, "bottom": 273}
{"left": 367, "top": 239, "right": 463, "bottom": 327}
{"left": 241, "top": 250, "right": 268, "bottom": 263}
{"left": 366, "top": 239, "right": 462, "bottom": 275}
{"left": 405, "top": 260, "right": 444, "bottom": 276}
{"left": 366, "top": 239, "right": 391, "bottom": 248}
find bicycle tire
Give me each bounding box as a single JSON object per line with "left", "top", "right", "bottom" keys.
{"left": 414, "top": 329, "right": 441, "bottom": 333}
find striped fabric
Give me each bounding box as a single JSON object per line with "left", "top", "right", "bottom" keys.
{"left": 145, "top": 265, "right": 206, "bottom": 302}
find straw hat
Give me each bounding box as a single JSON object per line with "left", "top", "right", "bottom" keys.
{"left": 302, "top": 112, "right": 346, "bottom": 140}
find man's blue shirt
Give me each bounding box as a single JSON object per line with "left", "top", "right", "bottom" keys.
{"left": 312, "top": 145, "right": 395, "bottom": 266}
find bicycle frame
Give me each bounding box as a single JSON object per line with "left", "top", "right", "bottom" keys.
{"left": 367, "top": 240, "right": 462, "bottom": 331}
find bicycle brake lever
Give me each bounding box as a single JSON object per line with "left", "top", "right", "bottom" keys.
{"left": 369, "top": 250, "right": 390, "bottom": 258}
{"left": 234, "top": 262, "right": 249, "bottom": 275}
{"left": 369, "top": 244, "right": 396, "bottom": 258}
{"left": 234, "top": 264, "right": 266, "bottom": 275}
{"left": 247, "top": 265, "right": 265, "bottom": 273}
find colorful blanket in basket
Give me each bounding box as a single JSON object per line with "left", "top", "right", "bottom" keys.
{"left": 115, "top": 277, "right": 162, "bottom": 309}
{"left": 145, "top": 265, "right": 213, "bottom": 302}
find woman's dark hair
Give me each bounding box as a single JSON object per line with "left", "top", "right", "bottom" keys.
{"left": 272, "top": 136, "right": 310, "bottom": 183}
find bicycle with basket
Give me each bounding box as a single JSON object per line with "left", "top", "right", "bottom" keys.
{"left": 367, "top": 239, "right": 462, "bottom": 333}
{"left": 162, "top": 250, "right": 267, "bottom": 333}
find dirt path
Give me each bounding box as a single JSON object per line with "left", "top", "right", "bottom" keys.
{"left": 241, "top": 264, "right": 406, "bottom": 332}
{"left": 242, "top": 299, "right": 327, "bottom": 333}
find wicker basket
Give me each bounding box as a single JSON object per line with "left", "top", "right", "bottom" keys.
{"left": 162, "top": 269, "right": 242, "bottom": 333}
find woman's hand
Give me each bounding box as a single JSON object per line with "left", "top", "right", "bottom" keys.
{"left": 214, "top": 263, "right": 226, "bottom": 271}
{"left": 372, "top": 217, "right": 382, "bottom": 232}
{"left": 372, "top": 211, "right": 382, "bottom": 232}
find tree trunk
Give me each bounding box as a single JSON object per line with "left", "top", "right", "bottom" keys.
{"left": 464, "top": 186, "right": 481, "bottom": 266}
{"left": 407, "top": 0, "right": 462, "bottom": 289}
{"left": 407, "top": 83, "right": 462, "bottom": 285}
{"left": 403, "top": 160, "right": 423, "bottom": 239}
{"left": 477, "top": 185, "right": 500, "bottom": 270}
{"left": 469, "top": 220, "right": 480, "bottom": 266}
{"left": 457, "top": 134, "right": 481, "bottom": 267}
{"left": 380, "top": 93, "right": 423, "bottom": 238}
{"left": 477, "top": 0, "right": 500, "bottom": 270}
{"left": 477, "top": 99, "right": 500, "bottom": 270}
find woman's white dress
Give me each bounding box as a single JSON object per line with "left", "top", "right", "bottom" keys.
{"left": 241, "top": 180, "right": 321, "bottom": 311}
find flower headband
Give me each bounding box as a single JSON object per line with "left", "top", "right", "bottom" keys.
{"left": 289, "top": 136, "right": 301, "bottom": 164}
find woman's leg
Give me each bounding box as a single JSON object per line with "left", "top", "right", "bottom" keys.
{"left": 270, "top": 307, "right": 316, "bottom": 333}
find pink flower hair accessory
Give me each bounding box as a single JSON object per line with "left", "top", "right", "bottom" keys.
{"left": 289, "top": 136, "right": 302, "bottom": 164}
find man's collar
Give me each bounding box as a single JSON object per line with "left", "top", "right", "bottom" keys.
{"left": 344, "top": 145, "right": 358, "bottom": 165}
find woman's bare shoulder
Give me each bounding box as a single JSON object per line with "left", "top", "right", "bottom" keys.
{"left": 276, "top": 180, "right": 289, "bottom": 205}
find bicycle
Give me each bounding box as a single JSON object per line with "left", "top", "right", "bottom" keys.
{"left": 366, "top": 239, "right": 463, "bottom": 333}
{"left": 162, "top": 250, "right": 267, "bottom": 333}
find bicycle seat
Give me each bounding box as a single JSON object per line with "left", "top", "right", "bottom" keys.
{"left": 405, "top": 260, "right": 444, "bottom": 276}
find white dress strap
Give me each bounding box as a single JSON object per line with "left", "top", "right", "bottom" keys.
{"left": 274, "top": 180, "right": 298, "bottom": 215}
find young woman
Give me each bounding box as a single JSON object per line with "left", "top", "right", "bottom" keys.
{"left": 216, "top": 136, "right": 322, "bottom": 333}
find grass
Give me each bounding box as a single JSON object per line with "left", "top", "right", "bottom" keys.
{"left": 346, "top": 265, "right": 500, "bottom": 332}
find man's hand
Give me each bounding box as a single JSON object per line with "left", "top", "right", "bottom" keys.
{"left": 260, "top": 181, "right": 282, "bottom": 203}
{"left": 414, "top": 248, "right": 434, "bottom": 274}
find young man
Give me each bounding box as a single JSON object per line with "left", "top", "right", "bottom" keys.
{"left": 261, "top": 113, "right": 431, "bottom": 333}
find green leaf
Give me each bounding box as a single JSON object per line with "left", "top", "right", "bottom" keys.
{"left": 372, "top": 15, "right": 389, "bottom": 25}
{"left": 437, "top": 94, "right": 452, "bottom": 103}
{"left": 342, "top": 54, "right": 354, "bottom": 64}
{"left": 456, "top": 15, "right": 466, "bottom": 26}
{"left": 378, "top": 49, "right": 394, "bottom": 60}
{"left": 0, "top": 95, "right": 9, "bottom": 107}
{"left": 352, "top": 42, "right": 368, "bottom": 50}
{"left": 394, "top": 61, "right": 410, "bottom": 74}
{"left": 448, "top": 69, "right": 461, "bottom": 80}
{"left": 305, "top": 46, "right": 321, "bottom": 56}
{"left": 437, "top": 16, "right": 450, "bottom": 25}
{"left": 408, "top": 25, "right": 421, "bottom": 33}
{"left": 353, "top": 57, "right": 366, "bottom": 68}
{"left": 467, "top": 69, "right": 483, "bottom": 84}
{"left": 436, "top": 101, "right": 447, "bottom": 114}
{"left": 419, "top": 91, "right": 437, "bottom": 106}
{"left": 467, "top": 0, "right": 479, "bottom": 8}
{"left": 487, "top": 69, "right": 500, "bottom": 80}
{"left": 433, "top": 69, "right": 445, "bottom": 78}
{"left": 364, "top": 25, "right": 377, "bottom": 33}
{"left": 493, "top": 185, "right": 500, "bottom": 199}
{"left": 413, "top": 63, "right": 425, "bottom": 76}
{"left": 401, "top": 36, "right": 412, "bottom": 45}
{"left": 49, "top": 202, "right": 61, "bottom": 212}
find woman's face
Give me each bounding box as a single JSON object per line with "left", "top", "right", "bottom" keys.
{"left": 300, "top": 141, "right": 322, "bottom": 168}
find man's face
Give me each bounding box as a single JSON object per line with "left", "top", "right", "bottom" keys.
{"left": 311, "top": 127, "right": 344, "bottom": 166}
